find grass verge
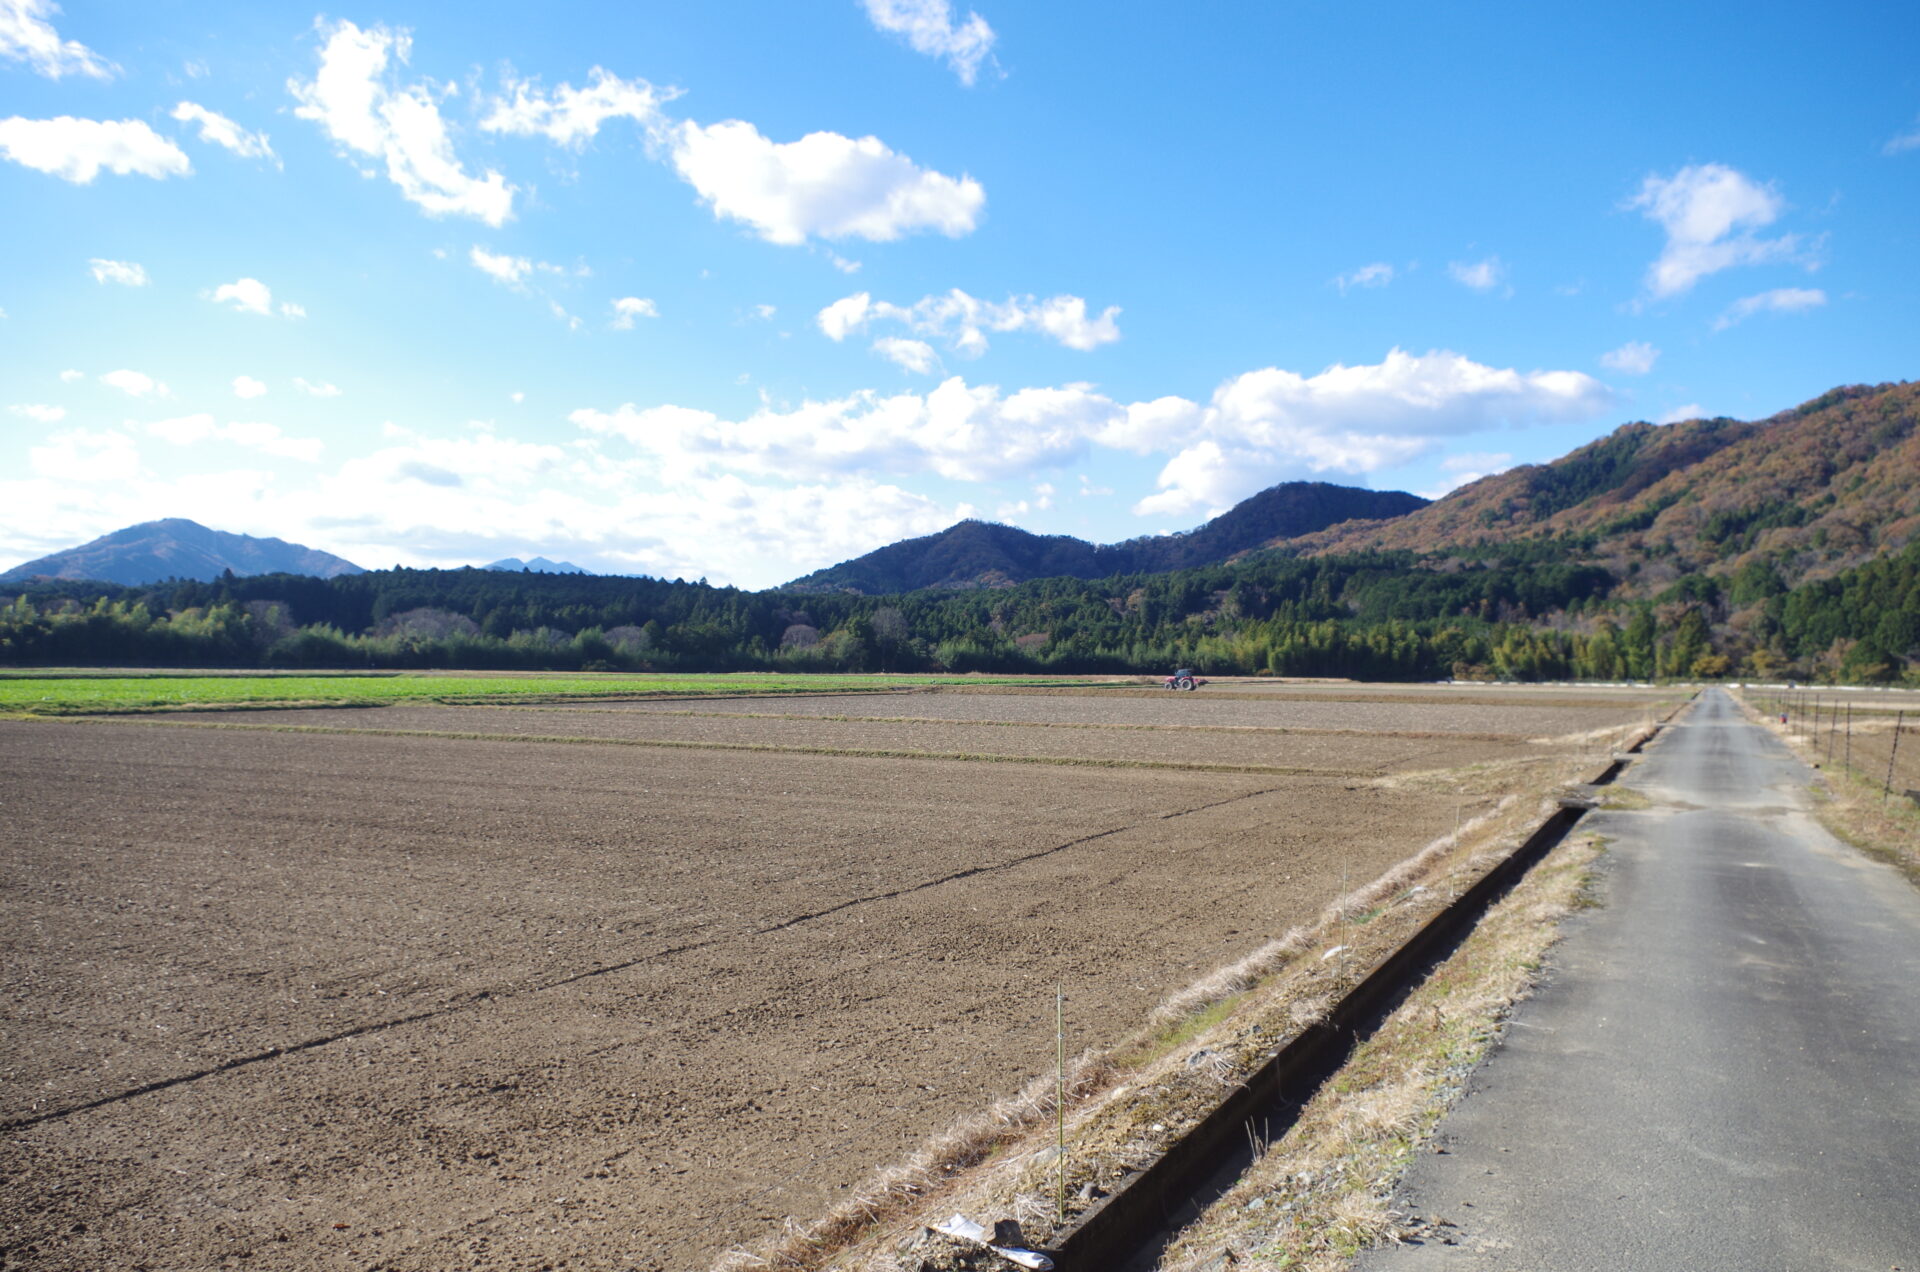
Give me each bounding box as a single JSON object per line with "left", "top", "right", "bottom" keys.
{"left": 1730, "top": 689, "right": 1920, "bottom": 886}
{"left": 1154, "top": 832, "right": 1607, "bottom": 1271}
{"left": 0, "top": 672, "right": 1098, "bottom": 715}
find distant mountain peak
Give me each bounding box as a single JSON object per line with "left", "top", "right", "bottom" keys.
{"left": 782, "top": 481, "right": 1428, "bottom": 593}
{"left": 0, "top": 518, "right": 364, "bottom": 586}
{"left": 483, "top": 556, "right": 590, "bottom": 574}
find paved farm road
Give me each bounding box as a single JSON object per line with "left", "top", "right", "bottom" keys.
{"left": 1358, "top": 688, "right": 1920, "bottom": 1271}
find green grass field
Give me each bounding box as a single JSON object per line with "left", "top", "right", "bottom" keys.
{"left": 0, "top": 671, "right": 1096, "bottom": 715}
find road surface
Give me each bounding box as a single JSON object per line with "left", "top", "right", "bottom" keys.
{"left": 1358, "top": 687, "right": 1920, "bottom": 1271}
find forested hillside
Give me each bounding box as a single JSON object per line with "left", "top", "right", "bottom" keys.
{"left": 785, "top": 482, "right": 1427, "bottom": 591}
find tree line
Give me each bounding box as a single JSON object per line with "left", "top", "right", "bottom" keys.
{"left": 3, "top": 539, "right": 1916, "bottom": 684}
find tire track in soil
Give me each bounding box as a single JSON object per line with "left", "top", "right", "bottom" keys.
{"left": 2, "top": 782, "right": 1283, "bottom": 1135}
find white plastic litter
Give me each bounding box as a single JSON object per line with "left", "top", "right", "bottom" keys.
{"left": 932, "top": 1214, "right": 1055, "bottom": 1270}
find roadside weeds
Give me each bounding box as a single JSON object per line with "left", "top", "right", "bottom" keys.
{"left": 1729, "top": 690, "right": 1920, "bottom": 886}
{"left": 1154, "top": 833, "right": 1608, "bottom": 1272}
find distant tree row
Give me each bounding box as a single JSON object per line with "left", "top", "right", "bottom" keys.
{"left": 4, "top": 538, "right": 1916, "bottom": 684}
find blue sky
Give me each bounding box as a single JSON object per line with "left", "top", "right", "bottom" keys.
{"left": 3, "top": 0, "right": 1916, "bottom": 587}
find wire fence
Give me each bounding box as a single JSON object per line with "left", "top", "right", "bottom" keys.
{"left": 1748, "top": 688, "right": 1919, "bottom": 804}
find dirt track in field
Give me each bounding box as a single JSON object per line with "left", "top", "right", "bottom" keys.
{"left": 0, "top": 686, "right": 1654, "bottom": 1271}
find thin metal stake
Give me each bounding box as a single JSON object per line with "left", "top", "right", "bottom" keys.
{"left": 1056, "top": 984, "right": 1066, "bottom": 1224}
{"left": 1888, "top": 711, "right": 1905, "bottom": 800}
{"left": 1845, "top": 700, "right": 1852, "bottom": 771}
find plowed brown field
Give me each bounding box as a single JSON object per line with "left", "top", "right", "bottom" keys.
{"left": 0, "top": 684, "right": 1664, "bottom": 1271}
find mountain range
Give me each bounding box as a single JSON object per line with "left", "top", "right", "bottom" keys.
{"left": 4, "top": 382, "right": 1914, "bottom": 599}
{"left": 783, "top": 482, "right": 1428, "bottom": 592}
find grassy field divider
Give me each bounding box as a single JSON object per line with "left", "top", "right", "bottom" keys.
{"left": 15, "top": 713, "right": 1351, "bottom": 778}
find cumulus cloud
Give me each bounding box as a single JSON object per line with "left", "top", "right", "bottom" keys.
{"left": 31, "top": 427, "right": 140, "bottom": 482}
{"left": 571, "top": 347, "right": 1611, "bottom": 522}
{"left": 59, "top": 368, "right": 83, "bottom": 382}
{"left": 1713, "top": 286, "right": 1826, "bottom": 331}
{"left": 294, "top": 377, "right": 341, "bottom": 397}
{"left": 1447, "top": 255, "right": 1505, "bottom": 292}
{"left": 0, "top": 0, "right": 114, "bottom": 79}
{"left": 469, "top": 245, "right": 532, "bottom": 285}
{"left": 170, "top": 101, "right": 278, "bottom": 165}
{"left": 9, "top": 402, "right": 66, "bottom": 422}
{"left": 207, "top": 277, "right": 302, "bottom": 317}
{"left": 100, "top": 368, "right": 167, "bottom": 398}
{"left": 667, "top": 119, "right": 983, "bottom": 245}
{"left": 232, "top": 375, "right": 267, "bottom": 399}
{"left": 0, "top": 116, "right": 190, "bottom": 182}
{"left": 89, "top": 257, "right": 147, "bottom": 286}
{"left": 145, "top": 413, "right": 323, "bottom": 462}
{"left": 610, "top": 296, "right": 658, "bottom": 329}
{"left": 1599, "top": 340, "right": 1659, "bottom": 375}
{"left": 1628, "top": 163, "right": 1811, "bottom": 299}
{"left": 872, "top": 336, "right": 939, "bottom": 374}
{"left": 1658, "top": 403, "right": 1706, "bottom": 425}
{"left": 1334, "top": 262, "right": 1394, "bottom": 294}
{"left": 289, "top": 19, "right": 514, "bottom": 226}
{"left": 861, "top": 0, "right": 996, "bottom": 85}
{"left": 1127, "top": 350, "right": 1614, "bottom": 518}
{"left": 1421, "top": 450, "right": 1515, "bottom": 499}
{"left": 480, "top": 67, "right": 673, "bottom": 147}
{"left": 816, "top": 288, "right": 1120, "bottom": 355}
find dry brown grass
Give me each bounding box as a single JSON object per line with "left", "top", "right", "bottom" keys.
{"left": 1152, "top": 832, "right": 1609, "bottom": 1271}
{"left": 1731, "top": 690, "right": 1920, "bottom": 886}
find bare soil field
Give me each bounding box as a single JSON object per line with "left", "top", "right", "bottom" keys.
{"left": 151, "top": 703, "right": 1579, "bottom": 775}
{"left": 593, "top": 687, "right": 1673, "bottom": 737}
{"left": 0, "top": 686, "right": 1652, "bottom": 1271}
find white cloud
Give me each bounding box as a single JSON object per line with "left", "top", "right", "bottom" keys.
{"left": 170, "top": 102, "right": 278, "bottom": 165}
{"left": 828, "top": 251, "right": 862, "bottom": 274}
{"left": 30, "top": 427, "right": 139, "bottom": 481}
{"left": 1658, "top": 403, "right": 1706, "bottom": 425}
{"left": 232, "top": 375, "right": 268, "bottom": 399}
{"left": 145, "top": 413, "right": 323, "bottom": 462}
{"left": 572, "top": 348, "right": 1610, "bottom": 523}
{"left": 509, "top": 391, "right": 525, "bottom": 404}
{"left": 294, "top": 377, "right": 341, "bottom": 397}
{"left": 1126, "top": 350, "right": 1614, "bottom": 518}
{"left": 610, "top": 296, "right": 658, "bottom": 329}
{"left": 0, "top": 0, "right": 114, "bottom": 79}
{"left": 816, "top": 288, "right": 1121, "bottom": 354}
{"left": 1333, "top": 262, "right": 1394, "bottom": 294}
{"left": 751, "top": 303, "right": 777, "bottom": 320}
{"left": 667, "top": 118, "right": 983, "bottom": 245}
{"left": 9, "top": 402, "right": 66, "bottom": 423}
{"left": 861, "top": 0, "right": 996, "bottom": 85}
{"left": 1447, "top": 255, "right": 1505, "bottom": 292}
{"left": 480, "top": 67, "right": 672, "bottom": 147}
{"left": 0, "top": 116, "right": 190, "bottom": 182}
{"left": 1887, "top": 117, "right": 1920, "bottom": 156}
{"left": 1628, "top": 163, "right": 1808, "bottom": 299}
{"left": 100, "top": 368, "right": 168, "bottom": 398}
{"left": 1599, "top": 340, "right": 1659, "bottom": 375}
{"left": 289, "top": 19, "right": 514, "bottom": 226}
{"left": 872, "top": 336, "right": 939, "bottom": 374}
{"left": 89, "top": 257, "right": 148, "bottom": 286}
{"left": 59, "top": 368, "right": 82, "bottom": 383}
{"left": 1712, "top": 287, "right": 1826, "bottom": 331}
{"left": 206, "top": 277, "right": 297, "bottom": 316}
{"left": 470, "top": 245, "right": 532, "bottom": 285}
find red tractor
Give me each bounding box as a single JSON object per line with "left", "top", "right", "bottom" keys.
{"left": 1163, "top": 668, "right": 1206, "bottom": 691}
